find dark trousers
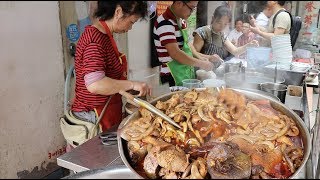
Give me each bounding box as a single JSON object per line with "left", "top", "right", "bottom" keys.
{"left": 160, "top": 74, "right": 175, "bottom": 87}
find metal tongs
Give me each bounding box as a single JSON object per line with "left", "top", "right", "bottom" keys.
{"left": 119, "top": 90, "right": 182, "bottom": 129}
{"left": 99, "top": 131, "right": 117, "bottom": 146}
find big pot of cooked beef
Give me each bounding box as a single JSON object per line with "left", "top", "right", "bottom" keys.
{"left": 117, "top": 88, "right": 311, "bottom": 179}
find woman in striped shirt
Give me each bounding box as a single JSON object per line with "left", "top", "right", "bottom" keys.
{"left": 69, "top": 1, "right": 150, "bottom": 149}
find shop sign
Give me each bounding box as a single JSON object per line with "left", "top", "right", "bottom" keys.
{"left": 156, "top": 1, "right": 172, "bottom": 16}
{"left": 66, "top": 24, "right": 80, "bottom": 42}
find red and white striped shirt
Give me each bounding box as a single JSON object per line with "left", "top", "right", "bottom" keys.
{"left": 237, "top": 32, "right": 255, "bottom": 59}
{"left": 71, "top": 25, "right": 123, "bottom": 112}
{"left": 153, "top": 7, "right": 187, "bottom": 75}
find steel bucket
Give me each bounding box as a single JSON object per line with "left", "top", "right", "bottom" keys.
{"left": 117, "top": 89, "right": 311, "bottom": 179}
{"left": 260, "top": 82, "right": 287, "bottom": 103}
{"left": 215, "top": 62, "right": 242, "bottom": 77}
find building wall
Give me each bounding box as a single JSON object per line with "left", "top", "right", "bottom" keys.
{"left": 0, "top": 1, "right": 65, "bottom": 178}
{"left": 295, "top": 1, "right": 320, "bottom": 52}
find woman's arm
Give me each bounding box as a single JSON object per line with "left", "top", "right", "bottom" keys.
{"left": 164, "top": 42, "right": 214, "bottom": 71}
{"left": 189, "top": 41, "right": 212, "bottom": 60}
{"left": 225, "top": 38, "right": 259, "bottom": 56}
{"left": 193, "top": 33, "right": 205, "bottom": 52}
{"left": 87, "top": 78, "right": 151, "bottom": 97}
{"left": 191, "top": 34, "right": 223, "bottom": 63}
{"left": 82, "top": 43, "right": 151, "bottom": 97}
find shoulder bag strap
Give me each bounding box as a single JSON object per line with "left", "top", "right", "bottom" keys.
{"left": 95, "top": 95, "right": 113, "bottom": 127}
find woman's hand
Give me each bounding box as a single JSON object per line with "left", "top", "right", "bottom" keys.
{"left": 131, "top": 81, "right": 152, "bottom": 97}
{"left": 249, "top": 25, "right": 261, "bottom": 35}
{"left": 208, "top": 54, "right": 224, "bottom": 63}
{"left": 247, "top": 39, "right": 259, "bottom": 47}
{"left": 249, "top": 15, "right": 257, "bottom": 27}
{"left": 200, "top": 60, "right": 214, "bottom": 71}
{"left": 249, "top": 15, "right": 262, "bottom": 35}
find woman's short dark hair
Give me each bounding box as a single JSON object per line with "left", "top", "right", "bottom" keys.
{"left": 212, "top": 5, "right": 232, "bottom": 23}
{"left": 172, "top": 1, "right": 190, "bottom": 3}
{"left": 234, "top": 17, "right": 243, "bottom": 25}
{"left": 277, "top": 1, "right": 286, "bottom": 6}
{"left": 94, "top": 1, "right": 148, "bottom": 21}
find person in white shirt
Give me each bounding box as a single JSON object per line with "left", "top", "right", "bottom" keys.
{"left": 256, "top": 5, "right": 273, "bottom": 29}
{"left": 227, "top": 18, "right": 243, "bottom": 46}
{"left": 255, "top": 4, "right": 273, "bottom": 47}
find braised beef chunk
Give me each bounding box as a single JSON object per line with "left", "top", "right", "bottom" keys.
{"left": 156, "top": 145, "right": 189, "bottom": 172}
{"left": 206, "top": 142, "right": 251, "bottom": 179}
{"left": 143, "top": 147, "right": 160, "bottom": 179}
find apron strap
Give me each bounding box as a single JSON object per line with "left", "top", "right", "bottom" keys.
{"left": 99, "top": 20, "right": 120, "bottom": 59}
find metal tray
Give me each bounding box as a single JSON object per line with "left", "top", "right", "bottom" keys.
{"left": 63, "top": 164, "right": 139, "bottom": 179}
{"left": 263, "top": 65, "right": 311, "bottom": 86}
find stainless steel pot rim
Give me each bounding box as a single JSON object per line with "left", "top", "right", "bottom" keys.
{"left": 235, "top": 88, "right": 281, "bottom": 101}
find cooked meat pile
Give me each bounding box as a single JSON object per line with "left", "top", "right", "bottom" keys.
{"left": 120, "top": 88, "right": 304, "bottom": 179}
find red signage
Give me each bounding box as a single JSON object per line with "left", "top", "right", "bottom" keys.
{"left": 156, "top": 1, "right": 173, "bottom": 16}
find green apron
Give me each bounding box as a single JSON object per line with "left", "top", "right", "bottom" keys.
{"left": 166, "top": 7, "right": 195, "bottom": 86}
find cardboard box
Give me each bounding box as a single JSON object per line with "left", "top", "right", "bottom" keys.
{"left": 285, "top": 85, "right": 303, "bottom": 110}
{"left": 314, "top": 53, "right": 320, "bottom": 64}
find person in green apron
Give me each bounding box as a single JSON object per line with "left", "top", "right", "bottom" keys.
{"left": 153, "top": 1, "right": 214, "bottom": 87}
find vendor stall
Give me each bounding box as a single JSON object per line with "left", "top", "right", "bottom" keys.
{"left": 58, "top": 81, "right": 320, "bottom": 179}
{"left": 57, "top": 29, "right": 320, "bottom": 180}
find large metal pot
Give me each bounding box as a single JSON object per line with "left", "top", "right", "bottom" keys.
{"left": 224, "top": 72, "right": 285, "bottom": 90}
{"left": 117, "top": 89, "right": 311, "bottom": 179}
{"left": 235, "top": 88, "right": 281, "bottom": 102}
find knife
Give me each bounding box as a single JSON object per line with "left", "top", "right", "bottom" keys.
{"left": 119, "top": 90, "right": 182, "bottom": 129}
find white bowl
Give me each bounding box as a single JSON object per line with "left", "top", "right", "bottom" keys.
{"left": 202, "top": 79, "right": 226, "bottom": 88}
{"left": 290, "top": 62, "right": 311, "bottom": 72}
{"left": 196, "top": 70, "right": 216, "bottom": 81}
